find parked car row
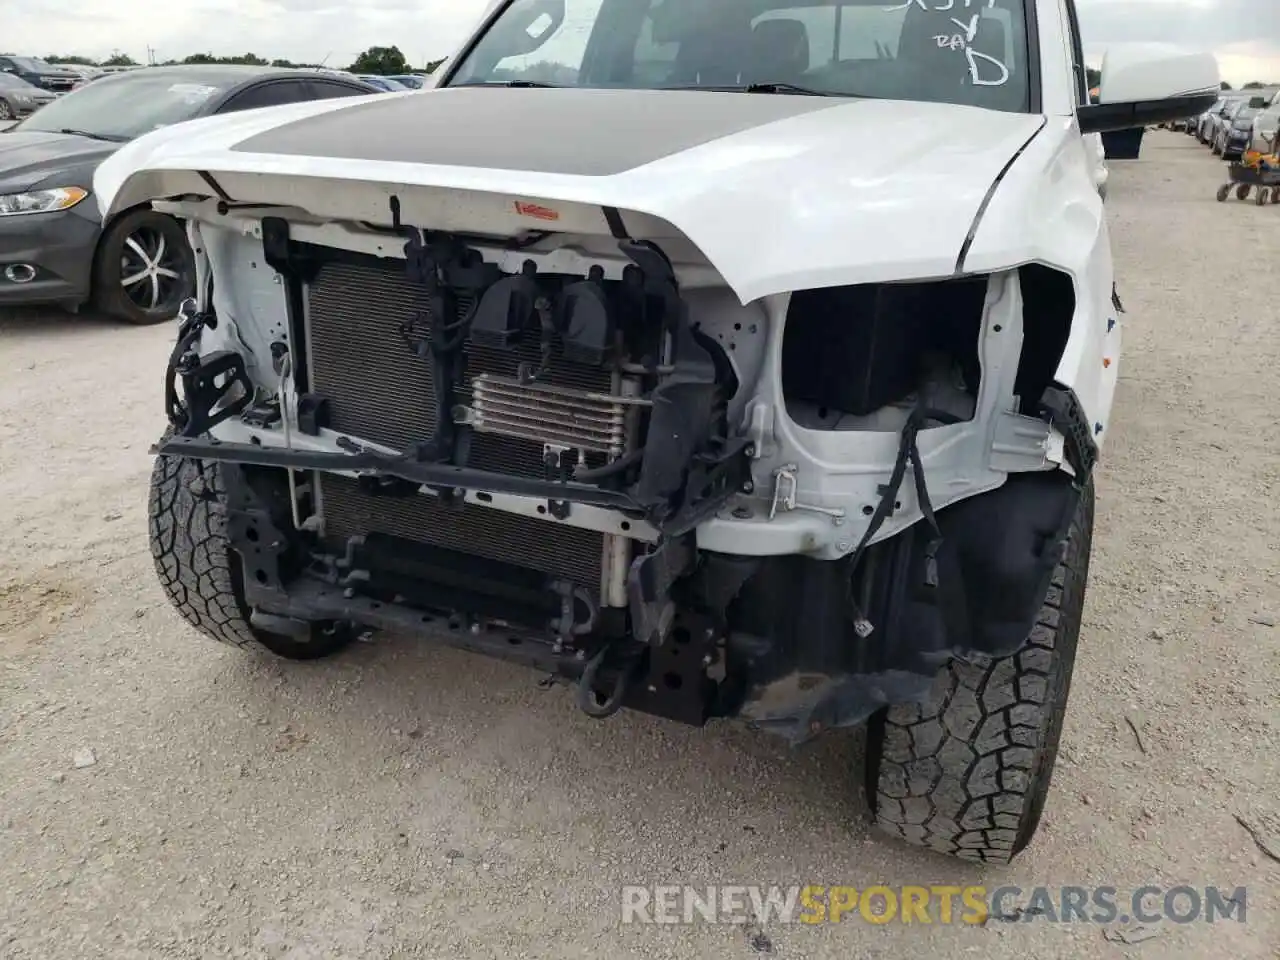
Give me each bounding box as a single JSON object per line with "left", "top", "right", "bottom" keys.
{"left": 0, "top": 73, "right": 57, "bottom": 121}
{"left": 1179, "top": 90, "right": 1280, "bottom": 161}
{"left": 0, "top": 64, "right": 382, "bottom": 323}
{"left": 315, "top": 69, "right": 429, "bottom": 91}
{"left": 0, "top": 56, "right": 81, "bottom": 93}
{"left": 2, "top": 54, "right": 432, "bottom": 107}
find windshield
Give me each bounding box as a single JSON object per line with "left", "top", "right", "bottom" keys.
{"left": 7, "top": 57, "right": 56, "bottom": 73}
{"left": 14, "top": 71, "right": 241, "bottom": 141}
{"left": 448, "top": 0, "right": 1031, "bottom": 112}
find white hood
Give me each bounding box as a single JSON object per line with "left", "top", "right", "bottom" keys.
{"left": 95, "top": 88, "right": 1047, "bottom": 303}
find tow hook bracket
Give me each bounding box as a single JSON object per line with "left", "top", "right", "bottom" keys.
{"left": 622, "top": 611, "right": 723, "bottom": 726}
{"left": 222, "top": 466, "right": 289, "bottom": 595}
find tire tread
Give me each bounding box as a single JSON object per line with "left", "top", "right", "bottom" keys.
{"left": 871, "top": 480, "right": 1094, "bottom": 863}
{"left": 149, "top": 453, "right": 258, "bottom": 648}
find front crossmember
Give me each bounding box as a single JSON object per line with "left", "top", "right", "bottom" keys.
{"left": 155, "top": 434, "right": 752, "bottom": 534}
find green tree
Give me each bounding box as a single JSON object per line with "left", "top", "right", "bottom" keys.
{"left": 1242, "top": 81, "right": 1265, "bottom": 89}
{"left": 102, "top": 52, "right": 138, "bottom": 67}
{"left": 44, "top": 54, "right": 98, "bottom": 65}
{"left": 348, "top": 45, "right": 409, "bottom": 75}
{"left": 424, "top": 57, "right": 447, "bottom": 74}
{"left": 180, "top": 53, "right": 267, "bottom": 65}
{"left": 1221, "top": 81, "right": 1233, "bottom": 90}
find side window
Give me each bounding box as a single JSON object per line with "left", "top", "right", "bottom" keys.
{"left": 217, "top": 80, "right": 313, "bottom": 113}
{"left": 305, "top": 80, "right": 376, "bottom": 101}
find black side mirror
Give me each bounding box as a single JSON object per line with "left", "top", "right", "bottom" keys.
{"left": 1080, "top": 91, "right": 1220, "bottom": 135}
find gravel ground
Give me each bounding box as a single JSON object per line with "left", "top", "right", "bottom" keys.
{"left": 1, "top": 132, "right": 1277, "bottom": 959}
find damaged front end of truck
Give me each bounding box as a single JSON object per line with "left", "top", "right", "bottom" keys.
{"left": 143, "top": 167, "right": 1100, "bottom": 745}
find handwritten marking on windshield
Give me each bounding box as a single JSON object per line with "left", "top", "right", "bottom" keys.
{"left": 886, "top": 0, "right": 996, "bottom": 10}
{"left": 933, "top": 14, "right": 1010, "bottom": 85}
{"left": 885, "top": 0, "right": 1010, "bottom": 87}
{"left": 961, "top": 47, "right": 1010, "bottom": 86}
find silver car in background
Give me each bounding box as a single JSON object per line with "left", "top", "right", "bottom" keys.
{"left": 0, "top": 73, "right": 56, "bottom": 122}
{"left": 1197, "top": 95, "right": 1242, "bottom": 143}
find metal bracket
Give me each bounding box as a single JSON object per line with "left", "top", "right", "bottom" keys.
{"left": 543, "top": 443, "right": 577, "bottom": 520}
{"left": 175, "top": 349, "right": 253, "bottom": 438}
{"left": 768, "top": 464, "right": 847, "bottom": 526}
{"left": 989, "top": 410, "right": 1056, "bottom": 473}
{"left": 743, "top": 402, "right": 775, "bottom": 460}
{"left": 222, "top": 466, "right": 289, "bottom": 596}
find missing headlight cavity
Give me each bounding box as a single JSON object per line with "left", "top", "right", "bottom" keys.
{"left": 781, "top": 278, "right": 986, "bottom": 430}
{"left": 1015, "top": 264, "right": 1074, "bottom": 416}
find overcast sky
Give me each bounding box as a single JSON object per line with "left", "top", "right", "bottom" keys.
{"left": 6, "top": 0, "right": 1279, "bottom": 85}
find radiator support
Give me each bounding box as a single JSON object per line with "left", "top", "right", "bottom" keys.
{"left": 303, "top": 254, "right": 638, "bottom": 602}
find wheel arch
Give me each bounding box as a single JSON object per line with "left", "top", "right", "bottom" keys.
{"left": 89, "top": 203, "right": 193, "bottom": 322}
{"left": 728, "top": 467, "right": 1088, "bottom": 743}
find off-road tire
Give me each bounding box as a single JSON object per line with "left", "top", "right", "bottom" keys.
{"left": 149, "top": 449, "right": 351, "bottom": 661}
{"left": 867, "top": 478, "right": 1094, "bottom": 864}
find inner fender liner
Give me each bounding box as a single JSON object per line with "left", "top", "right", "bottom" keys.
{"left": 730, "top": 470, "right": 1083, "bottom": 743}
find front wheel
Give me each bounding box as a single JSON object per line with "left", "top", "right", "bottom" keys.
{"left": 0, "top": 99, "right": 13, "bottom": 121}
{"left": 149, "top": 450, "right": 354, "bottom": 661}
{"left": 867, "top": 478, "right": 1094, "bottom": 864}
{"left": 93, "top": 209, "right": 195, "bottom": 325}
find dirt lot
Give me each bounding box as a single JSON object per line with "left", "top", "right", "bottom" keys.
{"left": 1, "top": 132, "right": 1277, "bottom": 958}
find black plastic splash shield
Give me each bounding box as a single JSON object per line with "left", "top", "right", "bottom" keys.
{"left": 730, "top": 470, "right": 1085, "bottom": 744}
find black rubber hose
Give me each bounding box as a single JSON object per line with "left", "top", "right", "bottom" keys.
{"left": 573, "top": 449, "right": 643, "bottom": 483}
{"left": 575, "top": 645, "right": 640, "bottom": 719}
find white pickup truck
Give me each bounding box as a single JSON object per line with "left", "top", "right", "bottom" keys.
{"left": 95, "top": 0, "right": 1216, "bottom": 864}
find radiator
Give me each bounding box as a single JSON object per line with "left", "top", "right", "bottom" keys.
{"left": 306, "top": 256, "right": 609, "bottom": 588}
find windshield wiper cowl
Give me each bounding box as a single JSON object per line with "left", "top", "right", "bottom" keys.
{"left": 743, "top": 82, "right": 832, "bottom": 96}
{"left": 57, "top": 128, "right": 127, "bottom": 143}
{"left": 454, "top": 80, "right": 561, "bottom": 89}
{"left": 661, "top": 81, "right": 834, "bottom": 97}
